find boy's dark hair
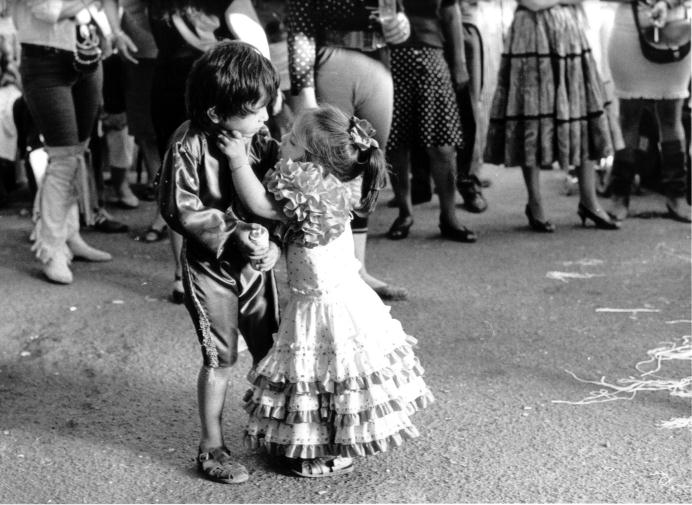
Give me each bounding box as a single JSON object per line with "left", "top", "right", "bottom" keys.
{"left": 185, "top": 41, "right": 279, "bottom": 132}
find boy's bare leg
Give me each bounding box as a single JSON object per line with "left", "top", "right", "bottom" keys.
{"left": 197, "top": 366, "right": 233, "bottom": 450}
{"left": 170, "top": 230, "right": 184, "bottom": 303}
{"left": 196, "top": 366, "right": 249, "bottom": 484}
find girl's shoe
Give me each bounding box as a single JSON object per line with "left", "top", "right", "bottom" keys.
{"left": 170, "top": 275, "right": 185, "bottom": 304}
{"left": 578, "top": 203, "right": 620, "bottom": 230}
{"left": 291, "top": 457, "right": 354, "bottom": 478}
{"left": 524, "top": 205, "right": 555, "bottom": 233}
{"left": 386, "top": 215, "right": 414, "bottom": 240}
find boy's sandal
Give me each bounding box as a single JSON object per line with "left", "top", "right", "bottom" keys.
{"left": 291, "top": 456, "right": 354, "bottom": 478}
{"left": 141, "top": 226, "right": 168, "bottom": 243}
{"left": 197, "top": 447, "right": 249, "bottom": 484}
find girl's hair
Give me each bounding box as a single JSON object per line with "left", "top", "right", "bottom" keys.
{"left": 185, "top": 41, "right": 279, "bottom": 132}
{"left": 292, "top": 105, "right": 388, "bottom": 214}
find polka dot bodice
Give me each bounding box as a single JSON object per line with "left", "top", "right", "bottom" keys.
{"left": 285, "top": 225, "right": 361, "bottom": 297}
{"left": 287, "top": 0, "right": 382, "bottom": 94}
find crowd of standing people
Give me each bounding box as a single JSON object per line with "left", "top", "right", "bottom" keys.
{"left": 0, "top": 0, "right": 689, "bottom": 485}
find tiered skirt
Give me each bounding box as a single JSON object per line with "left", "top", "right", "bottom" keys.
{"left": 484, "top": 4, "right": 621, "bottom": 169}
{"left": 242, "top": 277, "right": 434, "bottom": 459}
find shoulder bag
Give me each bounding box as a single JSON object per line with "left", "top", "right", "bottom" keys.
{"left": 632, "top": 0, "right": 691, "bottom": 64}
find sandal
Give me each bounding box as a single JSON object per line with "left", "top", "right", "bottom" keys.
{"left": 291, "top": 456, "right": 354, "bottom": 478}
{"left": 197, "top": 447, "right": 249, "bottom": 484}
{"left": 141, "top": 226, "right": 168, "bottom": 243}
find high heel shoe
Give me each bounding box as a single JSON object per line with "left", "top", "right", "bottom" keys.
{"left": 439, "top": 220, "right": 477, "bottom": 243}
{"left": 387, "top": 215, "right": 414, "bottom": 240}
{"left": 577, "top": 203, "right": 620, "bottom": 230}
{"left": 524, "top": 205, "right": 555, "bottom": 233}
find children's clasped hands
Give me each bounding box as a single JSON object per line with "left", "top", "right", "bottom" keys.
{"left": 234, "top": 221, "right": 280, "bottom": 271}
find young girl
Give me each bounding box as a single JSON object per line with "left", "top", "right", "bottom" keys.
{"left": 217, "top": 105, "right": 434, "bottom": 478}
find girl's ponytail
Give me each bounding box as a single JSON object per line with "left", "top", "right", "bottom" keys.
{"left": 356, "top": 145, "right": 387, "bottom": 214}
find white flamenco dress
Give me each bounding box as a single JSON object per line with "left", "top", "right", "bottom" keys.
{"left": 243, "top": 160, "right": 434, "bottom": 459}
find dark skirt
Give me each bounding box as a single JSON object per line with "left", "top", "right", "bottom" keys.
{"left": 484, "top": 5, "right": 621, "bottom": 169}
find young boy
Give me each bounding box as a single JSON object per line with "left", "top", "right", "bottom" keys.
{"left": 157, "top": 41, "right": 282, "bottom": 485}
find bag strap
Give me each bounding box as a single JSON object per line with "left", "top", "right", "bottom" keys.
{"left": 631, "top": 0, "right": 645, "bottom": 34}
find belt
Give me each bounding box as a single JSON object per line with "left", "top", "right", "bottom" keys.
{"left": 321, "top": 30, "right": 387, "bottom": 52}
{"left": 21, "top": 43, "right": 73, "bottom": 58}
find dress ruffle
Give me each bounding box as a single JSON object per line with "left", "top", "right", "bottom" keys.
{"left": 242, "top": 291, "right": 435, "bottom": 458}
{"left": 264, "top": 159, "right": 352, "bottom": 247}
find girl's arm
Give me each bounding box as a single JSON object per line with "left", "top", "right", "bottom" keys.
{"left": 217, "top": 132, "right": 286, "bottom": 221}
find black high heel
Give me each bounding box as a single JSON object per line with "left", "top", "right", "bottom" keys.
{"left": 439, "top": 220, "right": 477, "bottom": 243}
{"left": 387, "top": 215, "right": 414, "bottom": 240}
{"left": 524, "top": 205, "right": 555, "bottom": 233}
{"left": 577, "top": 203, "right": 620, "bottom": 230}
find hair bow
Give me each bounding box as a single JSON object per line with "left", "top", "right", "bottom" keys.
{"left": 349, "top": 116, "right": 379, "bottom": 152}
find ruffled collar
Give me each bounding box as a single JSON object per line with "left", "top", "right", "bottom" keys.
{"left": 264, "top": 159, "right": 353, "bottom": 247}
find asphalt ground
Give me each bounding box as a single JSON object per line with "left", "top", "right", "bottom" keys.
{"left": 0, "top": 165, "right": 690, "bottom": 503}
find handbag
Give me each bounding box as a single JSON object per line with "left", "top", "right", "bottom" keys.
{"left": 632, "top": 0, "right": 691, "bottom": 64}
{"left": 73, "top": 3, "right": 103, "bottom": 72}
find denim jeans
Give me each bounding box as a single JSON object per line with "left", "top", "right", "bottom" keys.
{"left": 20, "top": 45, "right": 103, "bottom": 262}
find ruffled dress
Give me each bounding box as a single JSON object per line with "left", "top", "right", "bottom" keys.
{"left": 243, "top": 160, "right": 434, "bottom": 459}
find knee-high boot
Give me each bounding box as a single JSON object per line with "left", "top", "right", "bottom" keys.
{"left": 32, "top": 145, "right": 83, "bottom": 284}
{"left": 660, "top": 139, "right": 691, "bottom": 222}
{"left": 660, "top": 140, "right": 687, "bottom": 199}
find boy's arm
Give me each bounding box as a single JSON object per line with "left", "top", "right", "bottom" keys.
{"left": 158, "top": 139, "right": 262, "bottom": 259}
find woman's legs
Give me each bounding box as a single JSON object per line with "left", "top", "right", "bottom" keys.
{"left": 655, "top": 98, "right": 690, "bottom": 221}
{"left": 22, "top": 57, "right": 108, "bottom": 283}
{"left": 387, "top": 147, "right": 414, "bottom": 239}
{"left": 428, "top": 146, "right": 461, "bottom": 228}
{"left": 609, "top": 98, "right": 645, "bottom": 220}
{"left": 522, "top": 165, "right": 546, "bottom": 222}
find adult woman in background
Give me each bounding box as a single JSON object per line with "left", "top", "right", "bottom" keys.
{"left": 607, "top": 0, "right": 691, "bottom": 223}
{"left": 287, "top": 0, "right": 411, "bottom": 301}
{"left": 485, "top": 0, "right": 621, "bottom": 232}
{"left": 11, "top": 0, "right": 127, "bottom": 284}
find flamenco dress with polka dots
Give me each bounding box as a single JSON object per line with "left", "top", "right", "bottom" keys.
{"left": 243, "top": 160, "right": 434, "bottom": 459}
